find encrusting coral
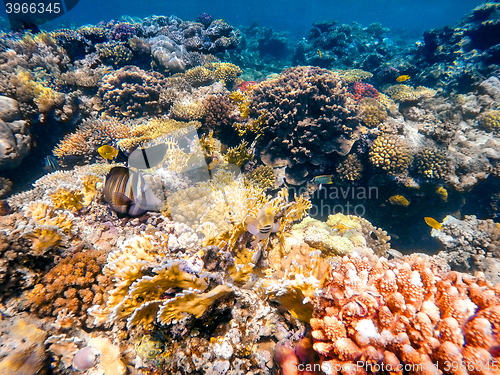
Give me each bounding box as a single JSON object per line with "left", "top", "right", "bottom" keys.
{"left": 310, "top": 253, "right": 500, "bottom": 374}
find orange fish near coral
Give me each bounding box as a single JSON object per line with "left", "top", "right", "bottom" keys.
{"left": 396, "top": 75, "right": 411, "bottom": 82}
{"left": 424, "top": 217, "right": 442, "bottom": 230}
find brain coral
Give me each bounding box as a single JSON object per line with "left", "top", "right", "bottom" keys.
{"left": 311, "top": 254, "right": 500, "bottom": 374}
{"left": 98, "top": 65, "right": 167, "bottom": 118}
{"left": 247, "top": 66, "right": 361, "bottom": 184}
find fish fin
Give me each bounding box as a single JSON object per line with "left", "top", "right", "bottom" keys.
{"left": 245, "top": 216, "right": 261, "bottom": 235}
{"left": 110, "top": 204, "right": 129, "bottom": 215}
{"left": 113, "top": 192, "right": 133, "bottom": 206}
{"left": 128, "top": 203, "right": 147, "bottom": 217}
{"left": 272, "top": 221, "right": 280, "bottom": 233}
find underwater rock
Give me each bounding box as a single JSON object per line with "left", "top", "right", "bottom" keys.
{"left": 0, "top": 117, "right": 31, "bottom": 171}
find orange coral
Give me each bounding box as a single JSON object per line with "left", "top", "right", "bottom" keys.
{"left": 50, "top": 188, "right": 83, "bottom": 212}
{"left": 311, "top": 254, "right": 500, "bottom": 374}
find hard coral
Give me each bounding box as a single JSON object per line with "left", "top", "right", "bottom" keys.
{"left": 22, "top": 250, "right": 108, "bottom": 322}
{"left": 336, "top": 154, "right": 364, "bottom": 182}
{"left": 384, "top": 84, "right": 437, "bottom": 103}
{"left": 415, "top": 148, "right": 450, "bottom": 179}
{"left": 369, "top": 134, "right": 412, "bottom": 175}
{"left": 311, "top": 254, "right": 500, "bottom": 373}
{"left": 247, "top": 66, "right": 362, "bottom": 184}
{"left": 98, "top": 65, "right": 166, "bottom": 118}
{"left": 358, "top": 97, "right": 387, "bottom": 128}
{"left": 479, "top": 109, "right": 500, "bottom": 132}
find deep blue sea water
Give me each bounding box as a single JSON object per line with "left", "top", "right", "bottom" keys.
{"left": 0, "top": 0, "right": 486, "bottom": 40}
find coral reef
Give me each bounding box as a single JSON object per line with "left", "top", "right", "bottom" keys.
{"left": 310, "top": 253, "right": 500, "bottom": 373}
{"left": 245, "top": 66, "right": 362, "bottom": 184}
{"left": 98, "top": 66, "right": 166, "bottom": 118}
{"left": 369, "top": 134, "right": 412, "bottom": 175}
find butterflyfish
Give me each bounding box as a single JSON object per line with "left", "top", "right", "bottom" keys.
{"left": 424, "top": 217, "right": 442, "bottom": 230}
{"left": 245, "top": 203, "right": 280, "bottom": 247}
{"left": 103, "top": 166, "right": 161, "bottom": 217}
{"left": 98, "top": 145, "right": 118, "bottom": 160}
{"left": 396, "top": 75, "right": 411, "bottom": 82}
{"left": 128, "top": 143, "right": 168, "bottom": 170}
{"left": 318, "top": 49, "right": 322, "bottom": 58}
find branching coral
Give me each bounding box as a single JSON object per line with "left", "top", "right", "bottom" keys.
{"left": 311, "top": 254, "right": 500, "bottom": 373}
{"left": 223, "top": 140, "right": 254, "bottom": 167}
{"left": 206, "top": 62, "right": 242, "bottom": 88}
{"left": 185, "top": 66, "right": 214, "bottom": 87}
{"left": 98, "top": 66, "right": 166, "bottom": 118}
{"left": 96, "top": 41, "right": 133, "bottom": 66}
{"left": 246, "top": 66, "right": 362, "bottom": 184}
{"left": 369, "top": 134, "right": 412, "bottom": 174}
{"left": 414, "top": 148, "right": 450, "bottom": 179}
{"left": 245, "top": 165, "right": 276, "bottom": 190}
{"left": 52, "top": 116, "right": 132, "bottom": 164}
{"left": 49, "top": 188, "right": 84, "bottom": 212}
{"left": 336, "top": 154, "right": 364, "bottom": 182}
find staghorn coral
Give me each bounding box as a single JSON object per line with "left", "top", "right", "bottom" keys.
{"left": 223, "top": 140, "right": 254, "bottom": 167}
{"left": 384, "top": 84, "right": 437, "bottom": 103}
{"left": 479, "top": 109, "right": 500, "bottom": 132}
{"left": 415, "top": 148, "right": 450, "bottom": 179}
{"left": 22, "top": 249, "right": 109, "bottom": 324}
{"left": 369, "top": 134, "right": 412, "bottom": 175}
{"left": 246, "top": 66, "right": 362, "bottom": 185}
{"left": 336, "top": 154, "right": 364, "bottom": 182}
{"left": 311, "top": 253, "right": 500, "bottom": 374}
{"left": 358, "top": 97, "right": 387, "bottom": 127}
{"left": 98, "top": 65, "right": 166, "bottom": 118}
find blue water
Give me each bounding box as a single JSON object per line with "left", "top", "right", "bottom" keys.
{"left": 0, "top": 0, "right": 486, "bottom": 40}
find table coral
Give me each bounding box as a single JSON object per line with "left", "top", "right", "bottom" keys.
{"left": 98, "top": 65, "right": 166, "bottom": 118}
{"left": 311, "top": 253, "right": 500, "bottom": 373}
{"left": 246, "top": 66, "right": 362, "bottom": 184}
{"left": 369, "top": 134, "right": 412, "bottom": 174}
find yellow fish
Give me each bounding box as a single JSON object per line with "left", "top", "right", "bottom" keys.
{"left": 396, "top": 75, "right": 411, "bottom": 82}
{"left": 245, "top": 203, "right": 280, "bottom": 247}
{"left": 312, "top": 175, "right": 333, "bottom": 190}
{"left": 98, "top": 145, "right": 118, "bottom": 160}
{"left": 424, "top": 217, "right": 442, "bottom": 230}
{"left": 436, "top": 186, "right": 448, "bottom": 202}
{"left": 388, "top": 195, "right": 410, "bottom": 207}
{"left": 318, "top": 49, "right": 322, "bottom": 58}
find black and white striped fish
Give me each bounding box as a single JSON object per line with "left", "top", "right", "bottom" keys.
{"left": 103, "top": 166, "right": 161, "bottom": 217}
{"left": 245, "top": 203, "right": 280, "bottom": 247}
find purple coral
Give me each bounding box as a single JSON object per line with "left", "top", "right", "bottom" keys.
{"left": 110, "top": 23, "right": 136, "bottom": 41}
{"left": 196, "top": 13, "right": 213, "bottom": 28}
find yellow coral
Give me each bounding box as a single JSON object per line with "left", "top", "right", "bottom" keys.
{"left": 384, "top": 84, "right": 436, "bottom": 102}
{"left": 229, "top": 90, "right": 250, "bottom": 119}
{"left": 358, "top": 97, "right": 387, "bottom": 127}
{"left": 415, "top": 148, "right": 449, "bottom": 179}
{"left": 223, "top": 140, "right": 254, "bottom": 167}
{"left": 185, "top": 66, "right": 214, "bottom": 87}
{"left": 245, "top": 165, "right": 276, "bottom": 190}
{"left": 25, "top": 228, "right": 62, "bottom": 254}
{"left": 158, "top": 285, "right": 232, "bottom": 325}
{"left": 206, "top": 62, "right": 242, "bottom": 87}
{"left": 50, "top": 188, "right": 83, "bottom": 211}
{"left": 336, "top": 154, "right": 363, "bottom": 181}
{"left": 369, "top": 134, "right": 412, "bottom": 174}
{"left": 335, "top": 69, "right": 373, "bottom": 84}
{"left": 170, "top": 98, "right": 205, "bottom": 121}
{"left": 88, "top": 337, "right": 127, "bottom": 375}
{"left": 81, "top": 175, "right": 102, "bottom": 206}
{"left": 479, "top": 109, "right": 500, "bottom": 132}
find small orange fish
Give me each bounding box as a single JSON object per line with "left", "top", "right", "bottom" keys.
{"left": 98, "top": 145, "right": 118, "bottom": 160}
{"left": 396, "top": 75, "right": 411, "bottom": 82}
{"left": 318, "top": 49, "right": 322, "bottom": 58}
{"left": 424, "top": 217, "right": 442, "bottom": 230}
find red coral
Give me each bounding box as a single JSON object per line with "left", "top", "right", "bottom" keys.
{"left": 349, "top": 81, "right": 379, "bottom": 101}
